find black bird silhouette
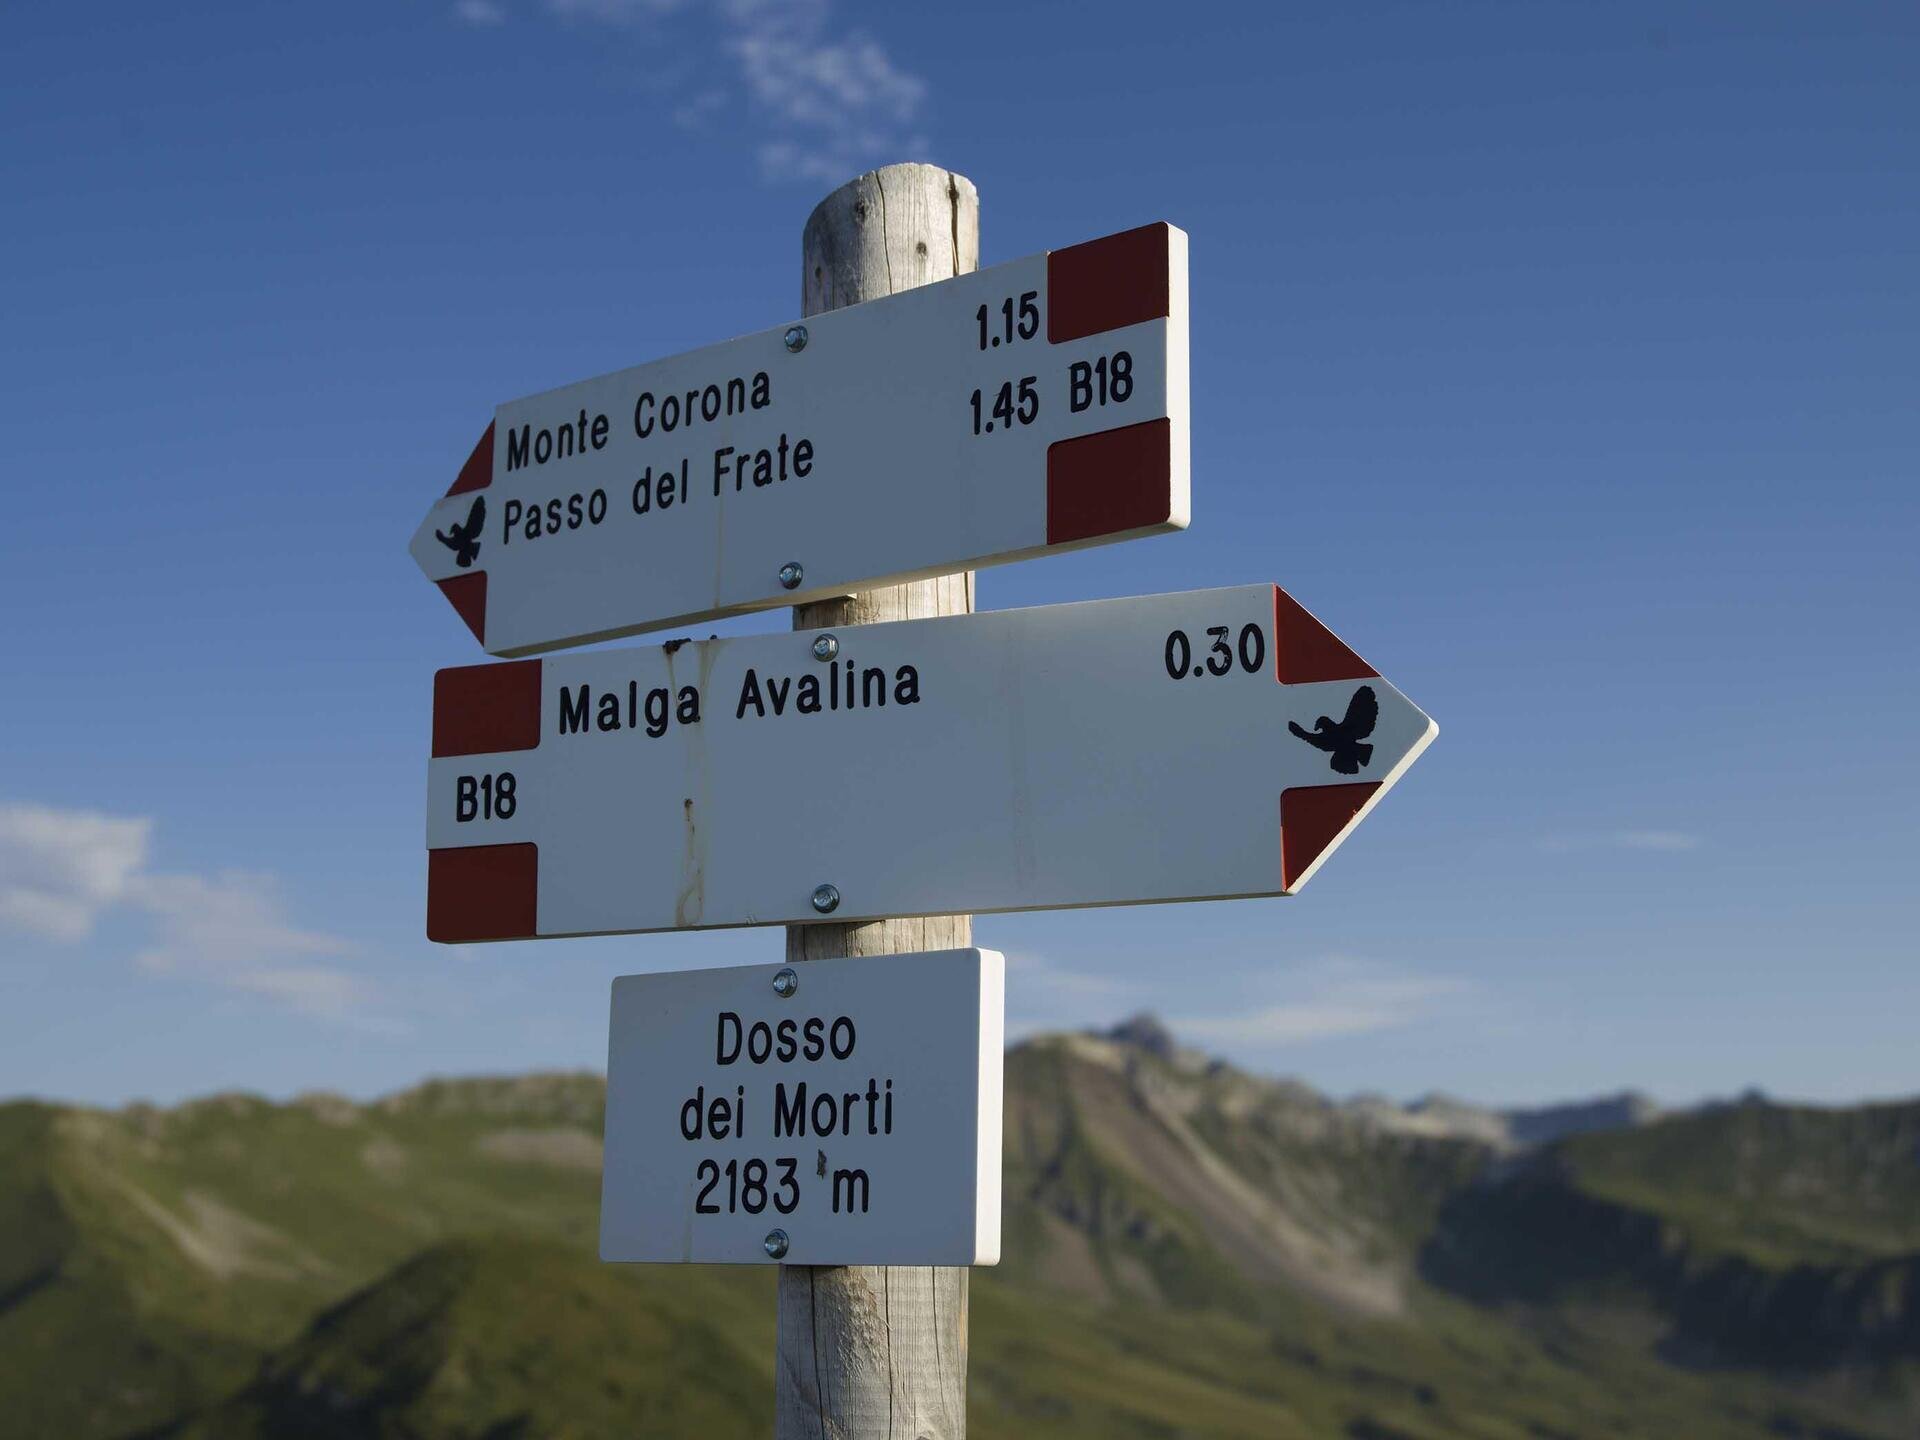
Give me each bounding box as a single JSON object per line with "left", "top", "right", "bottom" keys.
{"left": 435, "top": 495, "right": 486, "bottom": 569}
{"left": 1288, "top": 685, "right": 1379, "bottom": 775}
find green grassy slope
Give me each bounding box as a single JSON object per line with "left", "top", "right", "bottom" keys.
{"left": 1423, "top": 1098, "right": 1920, "bottom": 1394}
{"left": 0, "top": 1040, "right": 1914, "bottom": 1439}
{"left": 177, "top": 1237, "right": 1898, "bottom": 1440}
{"left": 1556, "top": 1099, "right": 1920, "bottom": 1268}
{"left": 174, "top": 1239, "right": 774, "bottom": 1440}
{"left": 0, "top": 1076, "right": 607, "bottom": 1439}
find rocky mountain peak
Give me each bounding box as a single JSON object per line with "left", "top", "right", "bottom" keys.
{"left": 1100, "top": 1012, "right": 1181, "bottom": 1059}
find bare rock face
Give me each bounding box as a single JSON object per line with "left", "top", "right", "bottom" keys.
{"left": 1502, "top": 1091, "right": 1663, "bottom": 1147}
{"left": 1100, "top": 1012, "right": 1181, "bottom": 1060}
{"left": 1095, "top": 1012, "right": 1216, "bottom": 1074}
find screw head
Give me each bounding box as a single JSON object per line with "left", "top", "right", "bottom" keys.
{"left": 764, "top": 1228, "right": 790, "bottom": 1259}
{"left": 810, "top": 883, "right": 841, "bottom": 915}
{"left": 771, "top": 966, "right": 799, "bottom": 998}
{"left": 778, "top": 561, "right": 804, "bottom": 590}
{"left": 783, "top": 324, "right": 808, "bottom": 353}
{"left": 811, "top": 633, "right": 839, "bottom": 662}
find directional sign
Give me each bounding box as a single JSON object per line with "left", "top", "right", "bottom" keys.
{"left": 424, "top": 585, "right": 1435, "bottom": 941}
{"left": 600, "top": 948, "right": 1003, "bottom": 1266}
{"left": 410, "top": 224, "right": 1190, "bottom": 656}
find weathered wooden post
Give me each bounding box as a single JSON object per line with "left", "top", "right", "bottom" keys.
{"left": 775, "top": 162, "right": 980, "bottom": 1440}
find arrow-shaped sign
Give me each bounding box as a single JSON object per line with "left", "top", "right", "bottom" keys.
{"left": 424, "top": 584, "right": 1435, "bottom": 941}
{"left": 412, "top": 224, "right": 1190, "bottom": 656}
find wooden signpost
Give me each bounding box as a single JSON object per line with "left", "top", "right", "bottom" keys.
{"left": 414, "top": 163, "right": 1437, "bottom": 1439}
{"left": 775, "top": 168, "right": 981, "bottom": 1439}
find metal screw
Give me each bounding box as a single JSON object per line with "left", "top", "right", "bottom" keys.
{"left": 811, "top": 883, "right": 841, "bottom": 914}
{"left": 778, "top": 561, "right": 804, "bottom": 590}
{"left": 764, "top": 1228, "right": 790, "bottom": 1260}
{"left": 812, "top": 633, "right": 839, "bottom": 662}
{"left": 784, "top": 324, "right": 808, "bottom": 353}
{"left": 772, "top": 966, "right": 798, "bottom": 998}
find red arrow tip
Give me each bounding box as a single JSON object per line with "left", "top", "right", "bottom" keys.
{"left": 1281, "top": 782, "right": 1382, "bottom": 891}
{"left": 446, "top": 421, "right": 495, "bottom": 497}
{"left": 436, "top": 573, "right": 488, "bottom": 647}
{"left": 1273, "top": 586, "right": 1378, "bottom": 685}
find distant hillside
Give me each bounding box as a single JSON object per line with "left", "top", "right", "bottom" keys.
{"left": 0, "top": 1030, "right": 1914, "bottom": 1439}
{"left": 1094, "top": 1013, "right": 1662, "bottom": 1151}
{"left": 1424, "top": 1094, "right": 1920, "bottom": 1379}
{"left": 175, "top": 1239, "right": 775, "bottom": 1440}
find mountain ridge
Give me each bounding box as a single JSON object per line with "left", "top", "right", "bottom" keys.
{"left": 33, "top": 1015, "right": 1897, "bottom": 1148}
{"left": 2, "top": 1023, "right": 1915, "bottom": 1438}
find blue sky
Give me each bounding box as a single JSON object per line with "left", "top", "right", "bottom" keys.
{"left": 2, "top": 1, "right": 1914, "bottom": 1110}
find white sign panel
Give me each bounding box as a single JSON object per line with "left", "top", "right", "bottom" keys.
{"left": 424, "top": 585, "right": 1435, "bottom": 941}
{"left": 600, "top": 948, "right": 1003, "bottom": 1266}
{"left": 411, "top": 224, "right": 1190, "bottom": 656}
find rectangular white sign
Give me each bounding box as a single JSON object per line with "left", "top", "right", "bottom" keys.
{"left": 424, "top": 584, "right": 1435, "bottom": 941}
{"left": 600, "top": 948, "right": 1003, "bottom": 1266}
{"left": 411, "top": 224, "right": 1189, "bottom": 656}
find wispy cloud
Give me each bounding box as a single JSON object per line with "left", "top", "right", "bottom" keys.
{"left": 468, "top": 0, "right": 930, "bottom": 185}
{"left": 1003, "top": 950, "right": 1155, "bottom": 1040}
{"left": 127, "top": 869, "right": 388, "bottom": 1026}
{"left": 545, "top": 0, "right": 684, "bottom": 20}
{"left": 1003, "top": 951, "right": 1470, "bottom": 1051}
{"left": 224, "top": 966, "right": 390, "bottom": 1027}
{"left": 452, "top": 0, "right": 509, "bottom": 25}
{"left": 1615, "top": 830, "right": 1702, "bottom": 852}
{"left": 1171, "top": 958, "right": 1469, "bottom": 1047}
{"left": 0, "top": 803, "right": 150, "bottom": 941}
{"left": 722, "top": 0, "right": 928, "bottom": 182}
{"left": 673, "top": 89, "right": 729, "bottom": 129}
{"left": 0, "top": 802, "right": 391, "bottom": 1028}
{"left": 1540, "top": 829, "right": 1703, "bottom": 854}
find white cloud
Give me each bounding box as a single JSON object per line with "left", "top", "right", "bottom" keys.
{"left": 1003, "top": 950, "right": 1155, "bottom": 1039}
{"left": 1614, "top": 830, "right": 1702, "bottom": 852}
{"left": 1540, "top": 829, "right": 1703, "bottom": 854}
{"left": 0, "top": 802, "right": 389, "bottom": 1028}
{"left": 453, "top": 0, "right": 509, "bottom": 24}
{"left": 130, "top": 869, "right": 348, "bottom": 969}
{"left": 727, "top": 3, "right": 928, "bottom": 183}
{"left": 1172, "top": 959, "right": 1468, "bottom": 1047}
{"left": 673, "top": 88, "right": 728, "bottom": 129}
{"left": 545, "top": 0, "right": 685, "bottom": 20}
{"left": 1001, "top": 952, "right": 1470, "bottom": 1052}
{"left": 224, "top": 967, "right": 403, "bottom": 1034}
{"left": 491, "top": 0, "right": 929, "bottom": 185}
{"left": 0, "top": 803, "right": 151, "bottom": 941}
{"left": 727, "top": 10, "right": 922, "bottom": 122}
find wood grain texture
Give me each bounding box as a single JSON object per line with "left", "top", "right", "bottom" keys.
{"left": 775, "top": 163, "right": 979, "bottom": 1440}
{"left": 775, "top": 1265, "right": 970, "bottom": 1440}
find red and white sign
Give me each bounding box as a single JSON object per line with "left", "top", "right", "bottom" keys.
{"left": 410, "top": 224, "right": 1190, "bottom": 656}
{"left": 423, "top": 585, "right": 1435, "bottom": 941}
